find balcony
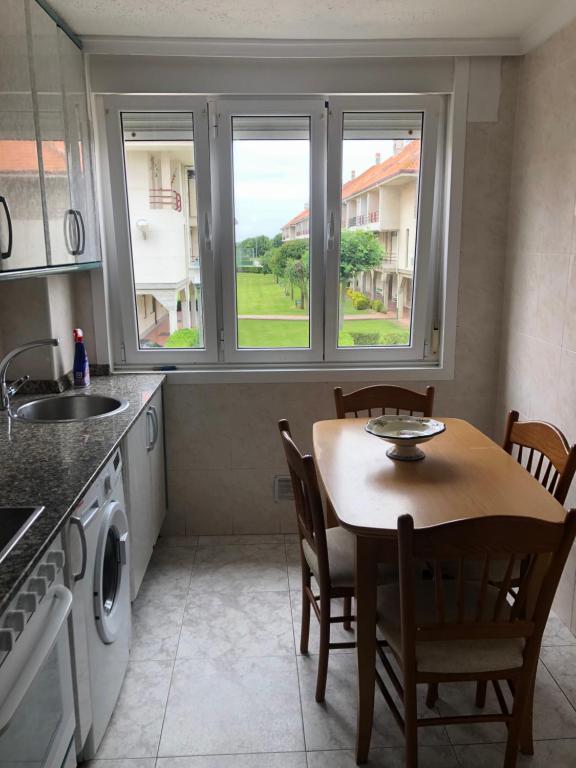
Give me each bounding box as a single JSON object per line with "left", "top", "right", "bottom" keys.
{"left": 348, "top": 211, "right": 379, "bottom": 227}
{"left": 149, "top": 188, "right": 182, "bottom": 212}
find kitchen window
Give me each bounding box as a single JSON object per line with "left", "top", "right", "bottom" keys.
{"left": 102, "top": 94, "right": 444, "bottom": 369}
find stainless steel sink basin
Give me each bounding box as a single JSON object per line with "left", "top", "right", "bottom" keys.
{"left": 0, "top": 506, "right": 44, "bottom": 564}
{"left": 15, "top": 394, "right": 129, "bottom": 423}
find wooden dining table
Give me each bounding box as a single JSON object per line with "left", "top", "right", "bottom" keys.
{"left": 312, "top": 417, "right": 568, "bottom": 764}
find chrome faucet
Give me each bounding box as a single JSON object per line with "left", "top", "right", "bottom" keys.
{"left": 0, "top": 338, "right": 59, "bottom": 411}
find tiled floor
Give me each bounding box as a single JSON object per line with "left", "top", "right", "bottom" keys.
{"left": 88, "top": 535, "right": 576, "bottom": 767}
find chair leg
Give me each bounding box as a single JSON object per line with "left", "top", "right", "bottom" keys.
{"left": 475, "top": 680, "right": 487, "bottom": 708}
{"left": 404, "top": 684, "right": 418, "bottom": 768}
{"left": 300, "top": 581, "right": 311, "bottom": 655}
{"left": 316, "top": 592, "right": 331, "bottom": 703}
{"left": 519, "top": 671, "right": 536, "bottom": 756}
{"left": 343, "top": 595, "right": 352, "bottom": 631}
{"left": 503, "top": 671, "right": 533, "bottom": 768}
{"left": 425, "top": 683, "right": 438, "bottom": 709}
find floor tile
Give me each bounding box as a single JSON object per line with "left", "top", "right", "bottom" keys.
{"left": 189, "top": 544, "right": 288, "bottom": 593}
{"left": 95, "top": 660, "right": 173, "bottom": 759}
{"left": 156, "top": 536, "right": 199, "bottom": 548}
{"left": 541, "top": 645, "right": 576, "bottom": 706}
{"left": 197, "top": 534, "right": 286, "bottom": 547}
{"left": 157, "top": 755, "right": 307, "bottom": 767}
{"left": 437, "top": 662, "right": 576, "bottom": 745}
{"left": 130, "top": 584, "right": 187, "bottom": 661}
{"left": 453, "top": 739, "right": 576, "bottom": 767}
{"left": 542, "top": 611, "right": 576, "bottom": 647}
{"left": 142, "top": 547, "right": 196, "bottom": 595}
{"left": 159, "top": 656, "right": 304, "bottom": 755}
{"left": 85, "top": 761, "right": 155, "bottom": 768}
{"left": 307, "top": 746, "right": 460, "bottom": 767}
{"left": 297, "top": 654, "right": 450, "bottom": 751}
{"left": 290, "top": 591, "right": 355, "bottom": 655}
{"left": 177, "top": 590, "right": 295, "bottom": 659}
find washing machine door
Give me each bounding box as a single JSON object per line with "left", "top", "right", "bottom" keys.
{"left": 93, "top": 501, "right": 129, "bottom": 644}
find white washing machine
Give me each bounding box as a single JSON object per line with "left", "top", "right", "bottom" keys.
{"left": 66, "top": 449, "right": 131, "bottom": 760}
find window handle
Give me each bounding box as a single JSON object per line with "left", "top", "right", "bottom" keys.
{"left": 327, "top": 211, "right": 335, "bottom": 251}
{"left": 0, "top": 195, "right": 13, "bottom": 259}
{"left": 204, "top": 211, "right": 212, "bottom": 253}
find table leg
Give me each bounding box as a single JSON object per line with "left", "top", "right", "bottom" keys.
{"left": 355, "top": 535, "right": 379, "bottom": 765}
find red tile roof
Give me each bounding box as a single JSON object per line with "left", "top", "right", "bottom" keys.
{"left": 282, "top": 140, "right": 420, "bottom": 229}
{"left": 283, "top": 208, "right": 309, "bottom": 228}
{"left": 341, "top": 140, "right": 420, "bottom": 199}
{"left": 0, "top": 140, "right": 67, "bottom": 174}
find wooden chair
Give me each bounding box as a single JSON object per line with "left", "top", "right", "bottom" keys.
{"left": 503, "top": 410, "right": 576, "bottom": 505}
{"left": 278, "top": 419, "right": 396, "bottom": 702}
{"left": 371, "top": 511, "right": 576, "bottom": 768}
{"left": 334, "top": 384, "right": 435, "bottom": 419}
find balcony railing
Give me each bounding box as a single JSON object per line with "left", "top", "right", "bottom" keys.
{"left": 149, "top": 188, "right": 182, "bottom": 212}
{"left": 348, "top": 211, "right": 379, "bottom": 227}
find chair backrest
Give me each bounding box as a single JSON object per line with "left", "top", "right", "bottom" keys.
{"left": 396, "top": 511, "right": 576, "bottom": 676}
{"left": 503, "top": 410, "right": 576, "bottom": 504}
{"left": 278, "top": 419, "right": 329, "bottom": 587}
{"left": 334, "top": 384, "right": 435, "bottom": 419}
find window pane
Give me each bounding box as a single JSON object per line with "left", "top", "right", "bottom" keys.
{"left": 121, "top": 112, "right": 204, "bottom": 350}
{"left": 232, "top": 115, "right": 311, "bottom": 349}
{"left": 337, "top": 113, "right": 422, "bottom": 348}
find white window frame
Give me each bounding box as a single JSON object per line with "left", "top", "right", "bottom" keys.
{"left": 102, "top": 95, "right": 219, "bottom": 365}
{"left": 324, "top": 95, "right": 443, "bottom": 363}
{"left": 212, "top": 97, "right": 326, "bottom": 364}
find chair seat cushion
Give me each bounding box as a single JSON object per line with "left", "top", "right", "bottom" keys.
{"left": 377, "top": 579, "right": 525, "bottom": 675}
{"left": 302, "top": 527, "right": 397, "bottom": 588}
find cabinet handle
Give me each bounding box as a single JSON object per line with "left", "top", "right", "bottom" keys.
{"left": 146, "top": 407, "right": 154, "bottom": 451}
{"left": 150, "top": 405, "right": 159, "bottom": 449}
{"left": 64, "top": 209, "right": 77, "bottom": 255}
{"left": 0, "top": 196, "right": 13, "bottom": 260}
{"left": 75, "top": 210, "right": 85, "bottom": 256}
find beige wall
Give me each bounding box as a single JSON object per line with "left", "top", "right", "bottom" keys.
{"left": 496, "top": 21, "right": 576, "bottom": 631}
{"left": 164, "top": 58, "right": 520, "bottom": 537}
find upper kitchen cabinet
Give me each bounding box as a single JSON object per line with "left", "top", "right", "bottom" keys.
{"left": 0, "top": 0, "right": 100, "bottom": 276}
{"left": 0, "top": 0, "right": 48, "bottom": 271}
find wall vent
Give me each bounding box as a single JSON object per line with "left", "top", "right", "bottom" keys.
{"left": 274, "top": 475, "right": 294, "bottom": 502}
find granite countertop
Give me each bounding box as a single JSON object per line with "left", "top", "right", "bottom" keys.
{"left": 0, "top": 373, "right": 165, "bottom": 615}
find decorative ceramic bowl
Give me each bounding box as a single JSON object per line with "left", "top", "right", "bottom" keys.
{"left": 365, "top": 415, "right": 446, "bottom": 461}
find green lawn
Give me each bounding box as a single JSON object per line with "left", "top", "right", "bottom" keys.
{"left": 237, "top": 318, "right": 409, "bottom": 348}
{"left": 236, "top": 272, "right": 306, "bottom": 315}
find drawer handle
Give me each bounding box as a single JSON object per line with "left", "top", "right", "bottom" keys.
{"left": 0, "top": 196, "right": 13, "bottom": 260}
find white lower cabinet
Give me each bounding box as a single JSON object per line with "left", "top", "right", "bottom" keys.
{"left": 123, "top": 387, "right": 166, "bottom": 600}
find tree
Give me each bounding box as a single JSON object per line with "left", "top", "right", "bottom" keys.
{"left": 284, "top": 253, "right": 309, "bottom": 311}
{"left": 263, "top": 247, "right": 286, "bottom": 284}
{"left": 237, "top": 235, "right": 272, "bottom": 263}
{"left": 280, "top": 239, "right": 308, "bottom": 262}
{"left": 338, "top": 230, "right": 384, "bottom": 327}
{"left": 272, "top": 232, "right": 283, "bottom": 248}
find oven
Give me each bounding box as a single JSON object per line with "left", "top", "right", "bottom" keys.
{"left": 0, "top": 537, "right": 76, "bottom": 768}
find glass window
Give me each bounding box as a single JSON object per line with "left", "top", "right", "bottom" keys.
{"left": 337, "top": 112, "right": 422, "bottom": 348}
{"left": 231, "top": 115, "right": 311, "bottom": 349}
{"left": 121, "top": 112, "right": 205, "bottom": 350}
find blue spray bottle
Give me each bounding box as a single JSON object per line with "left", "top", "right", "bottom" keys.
{"left": 73, "top": 328, "right": 90, "bottom": 387}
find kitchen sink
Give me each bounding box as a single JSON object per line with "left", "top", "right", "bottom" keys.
{"left": 0, "top": 506, "right": 44, "bottom": 564}
{"left": 15, "top": 394, "right": 129, "bottom": 423}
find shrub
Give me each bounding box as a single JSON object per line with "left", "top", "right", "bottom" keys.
{"left": 237, "top": 265, "right": 263, "bottom": 274}
{"left": 380, "top": 330, "right": 409, "bottom": 346}
{"left": 352, "top": 294, "right": 371, "bottom": 310}
{"left": 165, "top": 328, "right": 200, "bottom": 348}
{"left": 349, "top": 331, "right": 381, "bottom": 346}
{"left": 371, "top": 299, "right": 384, "bottom": 313}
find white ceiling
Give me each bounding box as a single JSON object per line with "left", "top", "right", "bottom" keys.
{"left": 48, "top": 0, "right": 571, "bottom": 42}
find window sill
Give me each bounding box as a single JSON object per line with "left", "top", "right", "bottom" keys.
{"left": 111, "top": 360, "right": 454, "bottom": 384}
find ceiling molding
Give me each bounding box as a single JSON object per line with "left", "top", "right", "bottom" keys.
{"left": 82, "top": 35, "right": 523, "bottom": 58}
{"left": 520, "top": 0, "right": 576, "bottom": 52}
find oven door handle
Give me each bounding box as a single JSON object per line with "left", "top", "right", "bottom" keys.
{"left": 0, "top": 584, "right": 72, "bottom": 733}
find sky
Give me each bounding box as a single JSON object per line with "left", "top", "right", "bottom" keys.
{"left": 233, "top": 139, "right": 396, "bottom": 241}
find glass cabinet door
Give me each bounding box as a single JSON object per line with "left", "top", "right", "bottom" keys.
{"left": 28, "top": 0, "right": 75, "bottom": 267}
{"left": 57, "top": 27, "right": 100, "bottom": 264}
{"left": 0, "top": 0, "right": 48, "bottom": 271}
